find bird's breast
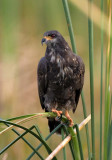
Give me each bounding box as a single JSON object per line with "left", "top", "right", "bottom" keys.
{"left": 48, "top": 53, "right": 73, "bottom": 78}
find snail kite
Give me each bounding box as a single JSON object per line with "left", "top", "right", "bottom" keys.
{"left": 37, "top": 30, "right": 85, "bottom": 133}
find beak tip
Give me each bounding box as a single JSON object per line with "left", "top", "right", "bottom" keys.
{"left": 41, "top": 38, "right": 46, "bottom": 46}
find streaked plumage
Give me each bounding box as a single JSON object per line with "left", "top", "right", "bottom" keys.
{"left": 37, "top": 30, "right": 85, "bottom": 132}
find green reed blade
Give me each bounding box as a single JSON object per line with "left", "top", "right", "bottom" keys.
{"left": 0, "top": 119, "right": 57, "bottom": 160}
{"left": 107, "top": 121, "right": 112, "bottom": 160}
{"left": 61, "top": 128, "right": 67, "bottom": 160}
{"left": 88, "top": 0, "right": 95, "bottom": 159}
{"left": 62, "top": 0, "right": 91, "bottom": 159}
{"left": 34, "top": 125, "right": 44, "bottom": 139}
{"left": 63, "top": 125, "right": 75, "bottom": 160}
{"left": 6, "top": 113, "right": 38, "bottom": 121}
{"left": 27, "top": 123, "right": 63, "bottom": 160}
{"left": 81, "top": 92, "right": 91, "bottom": 160}
{"left": 109, "top": 94, "right": 112, "bottom": 124}
{"left": 100, "top": 0, "right": 104, "bottom": 159}
{"left": 67, "top": 127, "right": 80, "bottom": 160}
{"left": 104, "top": 3, "right": 112, "bottom": 159}
{"left": 62, "top": 0, "right": 77, "bottom": 53}
{"left": 0, "top": 125, "right": 44, "bottom": 160}
{"left": 74, "top": 124, "right": 84, "bottom": 160}
{"left": 2, "top": 120, "right": 43, "bottom": 158}
{"left": 104, "top": 87, "right": 111, "bottom": 160}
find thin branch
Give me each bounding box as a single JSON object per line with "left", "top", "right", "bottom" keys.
{"left": 45, "top": 115, "right": 91, "bottom": 160}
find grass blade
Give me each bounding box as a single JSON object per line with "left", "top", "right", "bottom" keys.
{"left": 81, "top": 92, "right": 91, "bottom": 160}
{"left": 34, "top": 125, "right": 44, "bottom": 139}
{"left": 62, "top": 0, "right": 77, "bottom": 53}
{"left": 2, "top": 121, "right": 43, "bottom": 158}
{"left": 67, "top": 127, "right": 80, "bottom": 160}
{"left": 104, "top": 1, "right": 112, "bottom": 159}
{"left": 63, "top": 125, "right": 75, "bottom": 159}
{"left": 107, "top": 121, "right": 112, "bottom": 160}
{"left": 61, "top": 128, "right": 67, "bottom": 160}
{"left": 109, "top": 94, "right": 112, "bottom": 124}
{"left": 62, "top": 0, "right": 91, "bottom": 159}
{"left": 88, "top": 0, "right": 95, "bottom": 159}
{"left": 104, "top": 86, "right": 111, "bottom": 160}
{"left": 0, "top": 119, "right": 57, "bottom": 160}
{"left": 0, "top": 113, "right": 67, "bottom": 135}
{"left": 74, "top": 124, "right": 84, "bottom": 160}
{"left": 0, "top": 126, "right": 44, "bottom": 160}
{"left": 6, "top": 113, "right": 38, "bottom": 121}
{"left": 27, "top": 124, "right": 63, "bottom": 160}
{"left": 99, "top": 0, "right": 104, "bottom": 159}
{"left": 45, "top": 115, "right": 91, "bottom": 160}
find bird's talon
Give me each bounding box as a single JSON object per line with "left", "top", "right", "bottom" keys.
{"left": 65, "top": 110, "right": 74, "bottom": 127}
{"left": 55, "top": 116, "right": 60, "bottom": 121}
{"left": 52, "top": 109, "right": 62, "bottom": 117}
{"left": 55, "top": 114, "right": 62, "bottom": 121}
{"left": 69, "top": 121, "right": 74, "bottom": 127}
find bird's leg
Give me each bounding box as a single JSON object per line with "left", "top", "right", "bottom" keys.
{"left": 65, "top": 110, "right": 74, "bottom": 127}
{"left": 52, "top": 109, "right": 62, "bottom": 117}
{"left": 55, "top": 113, "right": 63, "bottom": 121}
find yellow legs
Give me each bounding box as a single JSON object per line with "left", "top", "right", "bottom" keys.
{"left": 52, "top": 109, "right": 74, "bottom": 127}
{"left": 52, "top": 109, "right": 62, "bottom": 117}
{"left": 65, "top": 110, "right": 74, "bottom": 127}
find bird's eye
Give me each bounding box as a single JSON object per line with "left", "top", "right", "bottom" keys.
{"left": 51, "top": 34, "right": 56, "bottom": 38}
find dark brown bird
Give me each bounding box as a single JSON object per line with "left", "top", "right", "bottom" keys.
{"left": 37, "top": 30, "right": 85, "bottom": 132}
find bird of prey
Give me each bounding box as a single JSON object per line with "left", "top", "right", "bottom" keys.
{"left": 37, "top": 30, "right": 85, "bottom": 133}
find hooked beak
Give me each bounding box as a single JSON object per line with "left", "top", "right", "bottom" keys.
{"left": 41, "top": 36, "right": 52, "bottom": 45}
{"left": 41, "top": 38, "right": 46, "bottom": 45}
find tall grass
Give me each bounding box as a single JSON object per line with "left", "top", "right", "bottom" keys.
{"left": 104, "top": 1, "right": 112, "bottom": 160}
{"left": 99, "top": 0, "right": 104, "bottom": 159}
{"left": 62, "top": 0, "right": 91, "bottom": 159}
{"left": 88, "top": 0, "right": 95, "bottom": 159}
{"left": 0, "top": 0, "right": 112, "bottom": 159}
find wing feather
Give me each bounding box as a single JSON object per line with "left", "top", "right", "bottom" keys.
{"left": 37, "top": 57, "right": 47, "bottom": 109}
{"left": 71, "top": 54, "right": 85, "bottom": 113}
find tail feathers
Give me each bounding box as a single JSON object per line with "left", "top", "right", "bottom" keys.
{"left": 48, "top": 118, "right": 61, "bottom": 134}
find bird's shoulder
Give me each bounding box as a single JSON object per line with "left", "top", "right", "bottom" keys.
{"left": 75, "top": 54, "right": 85, "bottom": 72}
{"left": 37, "top": 57, "right": 47, "bottom": 75}
{"left": 67, "top": 53, "right": 85, "bottom": 71}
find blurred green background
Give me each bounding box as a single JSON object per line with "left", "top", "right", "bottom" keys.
{"left": 0, "top": 0, "right": 109, "bottom": 159}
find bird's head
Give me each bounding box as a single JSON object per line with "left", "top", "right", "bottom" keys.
{"left": 41, "top": 30, "right": 64, "bottom": 47}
